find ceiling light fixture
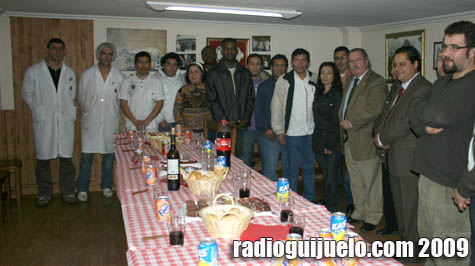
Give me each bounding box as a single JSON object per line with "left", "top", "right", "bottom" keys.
{"left": 146, "top": 1, "right": 302, "bottom": 19}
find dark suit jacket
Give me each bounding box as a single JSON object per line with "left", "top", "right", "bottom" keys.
{"left": 339, "top": 69, "right": 388, "bottom": 161}
{"left": 375, "top": 74, "right": 431, "bottom": 177}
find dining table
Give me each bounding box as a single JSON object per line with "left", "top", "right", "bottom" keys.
{"left": 114, "top": 133, "right": 402, "bottom": 266}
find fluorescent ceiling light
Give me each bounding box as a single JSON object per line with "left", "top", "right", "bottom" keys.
{"left": 146, "top": 1, "right": 302, "bottom": 19}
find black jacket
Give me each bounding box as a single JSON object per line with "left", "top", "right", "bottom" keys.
{"left": 205, "top": 61, "right": 254, "bottom": 125}
{"left": 312, "top": 87, "right": 342, "bottom": 154}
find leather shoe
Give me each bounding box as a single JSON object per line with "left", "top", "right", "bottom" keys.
{"left": 376, "top": 227, "right": 398, "bottom": 235}
{"left": 347, "top": 217, "right": 360, "bottom": 224}
{"left": 360, "top": 222, "right": 376, "bottom": 232}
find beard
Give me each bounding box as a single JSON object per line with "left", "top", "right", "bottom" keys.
{"left": 443, "top": 58, "right": 457, "bottom": 74}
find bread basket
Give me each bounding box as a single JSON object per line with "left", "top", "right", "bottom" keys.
{"left": 147, "top": 132, "right": 184, "bottom": 151}
{"left": 180, "top": 167, "right": 229, "bottom": 196}
{"left": 199, "top": 193, "right": 254, "bottom": 239}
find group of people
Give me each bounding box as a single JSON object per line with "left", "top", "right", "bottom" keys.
{"left": 22, "top": 20, "right": 474, "bottom": 265}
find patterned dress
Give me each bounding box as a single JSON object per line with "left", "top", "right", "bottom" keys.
{"left": 173, "top": 83, "right": 212, "bottom": 131}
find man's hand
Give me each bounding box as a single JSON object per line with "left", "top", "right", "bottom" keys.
{"left": 324, "top": 148, "right": 332, "bottom": 155}
{"left": 228, "top": 121, "right": 237, "bottom": 128}
{"left": 339, "top": 120, "right": 352, "bottom": 130}
{"left": 426, "top": 126, "right": 444, "bottom": 135}
{"left": 160, "top": 120, "right": 169, "bottom": 129}
{"left": 265, "top": 129, "right": 275, "bottom": 141}
{"left": 453, "top": 188, "right": 470, "bottom": 211}
{"left": 277, "top": 134, "right": 286, "bottom": 146}
{"left": 374, "top": 134, "right": 390, "bottom": 150}
{"left": 133, "top": 119, "right": 145, "bottom": 129}
{"left": 235, "top": 120, "right": 248, "bottom": 129}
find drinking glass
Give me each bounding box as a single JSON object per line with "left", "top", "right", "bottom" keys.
{"left": 289, "top": 214, "right": 306, "bottom": 236}
{"left": 167, "top": 213, "right": 186, "bottom": 246}
{"left": 235, "top": 171, "right": 252, "bottom": 198}
{"left": 279, "top": 197, "right": 295, "bottom": 223}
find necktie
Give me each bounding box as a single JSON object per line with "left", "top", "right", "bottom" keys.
{"left": 383, "top": 87, "right": 404, "bottom": 128}
{"left": 343, "top": 78, "right": 359, "bottom": 120}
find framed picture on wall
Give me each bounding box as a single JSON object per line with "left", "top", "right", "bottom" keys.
{"left": 433, "top": 41, "right": 443, "bottom": 69}
{"left": 385, "top": 29, "right": 425, "bottom": 82}
{"left": 258, "top": 54, "right": 272, "bottom": 70}
{"left": 252, "top": 36, "right": 271, "bottom": 52}
{"left": 206, "top": 38, "right": 249, "bottom": 67}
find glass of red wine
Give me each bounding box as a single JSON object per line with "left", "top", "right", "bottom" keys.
{"left": 167, "top": 214, "right": 186, "bottom": 246}
{"left": 279, "top": 197, "right": 294, "bottom": 223}
{"left": 289, "top": 214, "right": 305, "bottom": 237}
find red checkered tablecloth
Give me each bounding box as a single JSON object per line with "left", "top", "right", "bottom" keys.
{"left": 115, "top": 134, "right": 402, "bottom": 266}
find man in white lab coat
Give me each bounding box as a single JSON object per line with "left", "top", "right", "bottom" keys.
{"left": 76, "top": 42, "right": 124, "bottom": 202}
{"left": 22, "top": 38, "right": 77, "bottom": 207}
{"left": 155, "top": 52, "right": 185, "bottom": 132}
{"left": 119, "top": 51, "right": 165, "bottom": 131}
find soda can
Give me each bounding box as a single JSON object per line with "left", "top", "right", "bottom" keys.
{"left": 317, "top": 228, "right": 333, "bottom": 239}
{"left": 145, "top": 165, "right": 156, "bottom": 185}
{"left": 271, "top": 234, "right": 303, "bottom": 266}
{"left": 204, "top": 140, "right": 213, "bottom": 154}
{"left": 142, "top": 155, "right": 151, "bottom": 174}
{"left": 277, "top": 178, "right": 289, "bottom": 201}
{"left": 198, "top": 237, "right": 218, "bottom": 266}
{"left": 216, "top": 156, "right": 227, "bottom": 167}
{"left": 185, "top": 131, "right": 192, "bottom": 145}
{"left": 330, "top": 212, "right": 347, "bottom": 241}
{"left": 344, "top": 232, "right": 362, "bottom": 242}
{"left": 155, "top": 195, "right": 170, "bottom": 222}
{"left": 176, "top": 124, "right": 183, "bottom": 136}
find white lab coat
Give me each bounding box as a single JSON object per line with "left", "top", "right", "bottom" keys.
{"left": 78, "top": 65, "right": 124, "bottom": 154}
{"left": 118, "top": 74, "right": 165, "bottom": 130}
{"left": 155, "top": 69, "right": 185, "bottom": 124}
{"left": 22, "top": 59, "right": 77, "bottom": 160}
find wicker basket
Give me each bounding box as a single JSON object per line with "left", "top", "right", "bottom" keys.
{"left": 199, "top": 193, "right": 254, "bottom": 239}
{"left": 148, "top": 132, "right": 184, "bottom": 151}
{"left": 180, "top": 167, "right": 229, "bottom": 196}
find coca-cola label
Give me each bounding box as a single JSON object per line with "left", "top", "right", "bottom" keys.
{"left": 216, "top": 137, "right": 231, "bottom": 151}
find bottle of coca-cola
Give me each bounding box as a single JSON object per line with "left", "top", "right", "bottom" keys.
{"left": 216, "top": 120, "right": 232, "bottom": 168}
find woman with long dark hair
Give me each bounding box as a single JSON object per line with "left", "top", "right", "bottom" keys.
{"left": 312, "top": 61, "right": 343, "bottom": 212}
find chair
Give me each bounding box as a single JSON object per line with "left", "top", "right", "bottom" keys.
{"left": 0, "top": 169, "right": 11, "bottom": 224}
{"left": 0, "top": 160, "right": 23, "bottom": 209}
{"left": 204, "top": 119, "right": 237, "bottom": 154}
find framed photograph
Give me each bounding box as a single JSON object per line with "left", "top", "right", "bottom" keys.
{"left": 178, "top": 53, "right": 196, "bottom": 70}
{"left": 259, "top": 54, "right": 272, "bottom": 70}
{"left": 252, "top": 36, "right": 271, "bottom": 52}
{"left": 433, "top": 41, "right": 443, "bottom": 69}
{"left": 206, "top": 38, "right": 249, "bottom": 67}
{"left": 176, "top": 35, "right": 196, "bottom": 52}
{"left": 107, "top": 28, "right": 167, "bottom": 71}
{"left": 385, "top": 29, "right": 425, "bottom": 82}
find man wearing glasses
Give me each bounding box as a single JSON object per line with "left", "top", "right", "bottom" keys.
{"left": 410, "top": 20, "right": 475, "bottom": 266}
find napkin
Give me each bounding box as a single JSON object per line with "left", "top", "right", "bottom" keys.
{"left": 240, "top": 223, "right": 290, "bottom": 241}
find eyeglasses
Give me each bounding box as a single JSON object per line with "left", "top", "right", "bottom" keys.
{"left": 349, "top": 58, "right": 364, "bottom": 64}
{"left": 334, "top": 55, "right": 347, "bottom": 60}
{"left": 440, "top": 44, "right": 473, "bottom": 52}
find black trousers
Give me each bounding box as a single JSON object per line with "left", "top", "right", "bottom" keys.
{"left": 36, "top": 158, "right": 75, "bottom": 197}
{"left": 382, "top": 161, "right": 398, "bottom": 230}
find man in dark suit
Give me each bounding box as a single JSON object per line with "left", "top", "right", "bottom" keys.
{"left": 338, "top": 48, "right": 388, "bottom": 232}
{"left": 374, "top": 46, "right": 431, "bottom": 263}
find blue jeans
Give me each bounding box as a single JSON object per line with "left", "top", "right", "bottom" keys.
{"left": 344, "top": 168, "right": 354, "bottom": 206}
{"left": 235, "top": 128, "right": 249, "bottom": 163}
{"left": 76, "top": 153, "right": 115, "bottom": 192}
{"left": 316, "top": 152, "right": 341, "bottom": 213}
{"left": 257, "top": 132, "right": 288, "bottom": 182}
{"left": 286, "top": 135, "right": 316, "bottom": 202}
{"left": 244, "top": 129, "right": 259, "bottom": 167}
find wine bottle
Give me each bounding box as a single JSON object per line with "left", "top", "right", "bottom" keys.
{"left": 167, "top": 127, "right": 180, "bottom": 191}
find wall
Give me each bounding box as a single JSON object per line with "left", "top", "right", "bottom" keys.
{"left": 0, "top": 16, "right": 14, "bottom": 110}
{"left": 93, "top": 18, "right": 344, "bottom": 74}
{"left": 361, "top": 15, "right": 475, "bottom": 83}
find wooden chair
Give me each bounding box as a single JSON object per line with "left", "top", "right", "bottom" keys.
{"left": 204, "top": 120, "right": 237, "bottom": 154}
{"left": 0, "top": 160, "right": 23, "bottom": 209}
{"left": 0, "top": 169, "right": 11, "bottom": 224}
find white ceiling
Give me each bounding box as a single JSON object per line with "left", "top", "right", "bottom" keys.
{"left": 1, "top": 0, "right": 475, "bottom": 27}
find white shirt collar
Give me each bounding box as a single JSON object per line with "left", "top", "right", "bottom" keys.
{"left": 401, "top": 72, "right": 420, "bottom": 90}
{"left": 294, "top": 70, "right": 310, "bottom": 83}
{"left": 356, "top": 69, "right": 369, "bottom": 81}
